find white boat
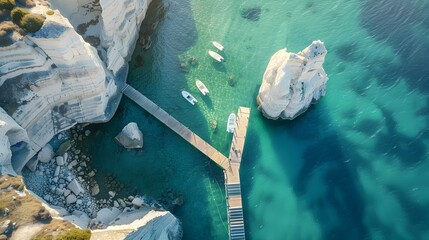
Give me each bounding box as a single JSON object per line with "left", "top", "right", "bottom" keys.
{"left": 181, "top": 90, "right": 198, "bottom": 105}
{"left": 226, "top": 113, "right": 236, "bottom": 133}
{"left": 196, "top": 80, "right": 209, "bottom": 95}
{"left": 212, "top": 41, "right": 224, "bottom": 51}
{"left": 208, "top": 50, "right": 224, "bottom": 62}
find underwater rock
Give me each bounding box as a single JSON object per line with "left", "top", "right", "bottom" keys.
{"left": 241, "top": 7, "right": 262, "bottom": 21}
{"left": 115, "top": 122, "right": 144, "bottom": 149}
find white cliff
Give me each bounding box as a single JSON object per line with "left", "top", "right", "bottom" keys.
{"left": 0, "top": 9, "right": 117, "bottom": 173}
{"left": 91, "top": 209, "right": 182, "bottom": 240}
{"left": 1, "top": 0, "right": 152, "bottom": 173}
{"left": 0, "top": 107, "right": 30, "bottom": 175}
{"left": 99, "top": 0, "right": 151, "bottom": 75}
{"left": 257, "top": 40, "right": 329, "bottom": 120}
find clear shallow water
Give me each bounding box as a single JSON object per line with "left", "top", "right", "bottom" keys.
{"left": 85, "top": 0, "right": 429, "bottom": 239}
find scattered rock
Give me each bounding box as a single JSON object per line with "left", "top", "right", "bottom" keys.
{"left": 108, "top": 191, "right": 116, "bottom": 198}
{"left": 37, "top": 144, "right": 54, "bottom": 163}
{"left": 56, "top": 156, "right": 64, "bottom": 166}
{"left": 54, "top": 166, "right": 60, "bottom": 176}
{"left": 56, "top": 140, "right": 71, "bottom": 156}
{"left": 91, "top": 184, "right": 100, "bottom": 196}
{"left": 132, "top": 198, "right": 144, "bottom": 208}
{"left": 68, "top": 160, "right": 78, "bottom": 168}
{"left": 68, "top": 179, "right": 84, "bottom": 195}
{"left": 66, "top": 194, "right": 77, "bottom": 204}
{"left": 115, "top": 122, "right": 144, "bottom": 149}
{"left": 84, "top": 130, "right": 91, "bottom": 136}
{"left": 88, "top": 171, "right": 95, "bottom": 177}
{"left": 64, "top": 189, "right": 71, "bottom": 197}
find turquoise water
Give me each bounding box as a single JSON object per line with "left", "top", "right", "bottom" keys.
{"left": 85, "top": 0, "right": 429, "bottom": 239}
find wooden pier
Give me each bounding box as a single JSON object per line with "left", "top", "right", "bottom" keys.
{"left": 120, "top": 84, "right": 249, "bottom": 240}
{"left": 225, "top": 107, "right": 250, "bottom": 240}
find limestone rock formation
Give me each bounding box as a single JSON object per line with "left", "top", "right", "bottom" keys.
{"left": 257, "top": 40, "right": 329, "bottom": 120}
{"left": 115, "top": 122, "right": 144, "bottom": 149}
{"left": 0, "top": 107, "right": 30, "bottom": 175}
{"left": 0, "top": 0, "right": 152, "bottom": 173}
{"left": 91, "top": 209, "right": 182, "bottom": 240}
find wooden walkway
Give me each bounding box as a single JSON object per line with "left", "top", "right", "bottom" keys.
{"left": 121, "top": 84, "right": 230, "bottom": 170}
{"left": 225, "top": 107, "right": 250, "bottom": 240}
{"left": 120, "top": 84, "right": 250, "bottom": 240}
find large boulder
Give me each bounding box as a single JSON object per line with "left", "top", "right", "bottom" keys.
{"left": 115, "top": 122, "right": 143, "bottom": 149}
{"left": 257, "top": 40, "right": 329, "bottom": 120}
{"left": 37, "top": 144, "right": 54, "bottom": 163}
{"left": 67, "top": 179, "right": 84, "bottom": 195}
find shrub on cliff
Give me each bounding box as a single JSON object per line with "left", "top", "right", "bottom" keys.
{"left": 56, "top": 229, "right": 91, "bottom": 240}
{"left": 0, "top": 0, "right": 15, "bottom": 10}
{"left": 10, "top": 7, "right": 28, "bottom": 24}
{"left": 0, "top": 21, "right": 23, "bottom": 47}
{"left": 16, "top": 0, "right": 35, "bottom": 7}
{"left": 20, "top": 13, "right": 45, "bottom": 33}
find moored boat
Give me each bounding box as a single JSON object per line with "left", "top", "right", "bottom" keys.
{"left": 208, "top": 50, "right": 224, "bottom": 62}
{"left": 196, "top": 80, "right": 209, "bottom": 95}
{"left": 212, "top": 41, "right": 224, "bottom": 51}
{"left": 181, "top": 90, "right": 198, "bottom": 105}
{"left": 226, "top": 113, "right": 236, "bottom": 133}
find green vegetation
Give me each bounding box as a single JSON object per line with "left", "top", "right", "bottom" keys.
{"left": 46, "top": 9, "right": 54, "bottom": 15}
{"left": 55, "top": 229, "right": 91, "bottom": 240}
{"left": 0, "top": 0, "right": 15, "bottom": 10}
{"left": 20, "top": 13, "right": 45, "bottom": 33}
{"left": 11, "top": 7, "right": 29, "bottom": 24}
{"left": 16, "top": 0, "right": 35, "bottom": 7}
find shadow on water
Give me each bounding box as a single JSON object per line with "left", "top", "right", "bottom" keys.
{"left": 373, "top": 107, "right": 426, "bottom": 166}
{"left": 239, "top": 127, "right": 261, "bottom": 238}
{"left": 202, "top": 95, "right": 214, "bottom": 109}
{"left": 211, "top": 61, "right": 227, "bottom": 73}
{"left": 258, "top": 103, "right": 369, "bottom": 240}
{"left": 360, "top": 0, "right": 429, "bottom": 91}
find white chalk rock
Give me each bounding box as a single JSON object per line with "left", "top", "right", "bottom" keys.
{"left": 96, "top": 207, "right": 122, "bottom": 225}
{"left": 91, "top": 183, "right": 100, "bottom": 196}
{"left": 132, "top": 197, "right": 144, "bottom": 208}
{"left": 67, "top": 179, "right": 84, "bottom": 195}
{"left": 115, "top": 122, "right": 144, "bottom": 149}
{"left": 64, "top": 189, "right": 71, "bottom": 197}
{"left": 54, "top": 166, "right": 60, "bottom": 176}
{"left": 56, "top": 156, "right": 64, "bottom": 166}
{"left": 257, "top": 40, "right": 329, "bottom": 120}
{"left": 66, "top": 194, "right": 77, "bottom": 204}
{"left": 37, "top": 144, "right": 54, "bottom": 163}
{"left": 63, "top": 210, "right": 90, "bottom": 229}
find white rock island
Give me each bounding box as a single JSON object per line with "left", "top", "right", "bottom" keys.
{"left": 257, "top": 40, "right": 329, "bottom": 120}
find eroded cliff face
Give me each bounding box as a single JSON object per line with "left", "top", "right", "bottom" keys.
{"left": 100, "top": 0, "right": 151, "bottom": 75}
{"left": 257, "top": 40, "right": 328, "bottom": 120}
{"left": 0, "top": 107, "right": 30, "bottom": 175}
{"left": 0, "top": 0, "right": 152, "bottom": 173}
{"left": 0, "top": 9, "right": 116, "bottom": 173}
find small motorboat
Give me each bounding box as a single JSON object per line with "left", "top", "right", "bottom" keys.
{"left": 196, "top": 80, "right": 209, "bottom": 95}
{"left": 212, "top": 41, "right": 224, "bottom": 51}
{"left": 226, "top": 113, "right": 236, "bottom": 133}
{"left": 208, "top": 50, "right": 224, "bottom": 62}
{"left": 181, "top": 90, "right": 198, "bottom": 105}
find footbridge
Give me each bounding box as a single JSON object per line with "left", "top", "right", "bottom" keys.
{"left": 120, "top": 83, "right": 249, "bottom": 240}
